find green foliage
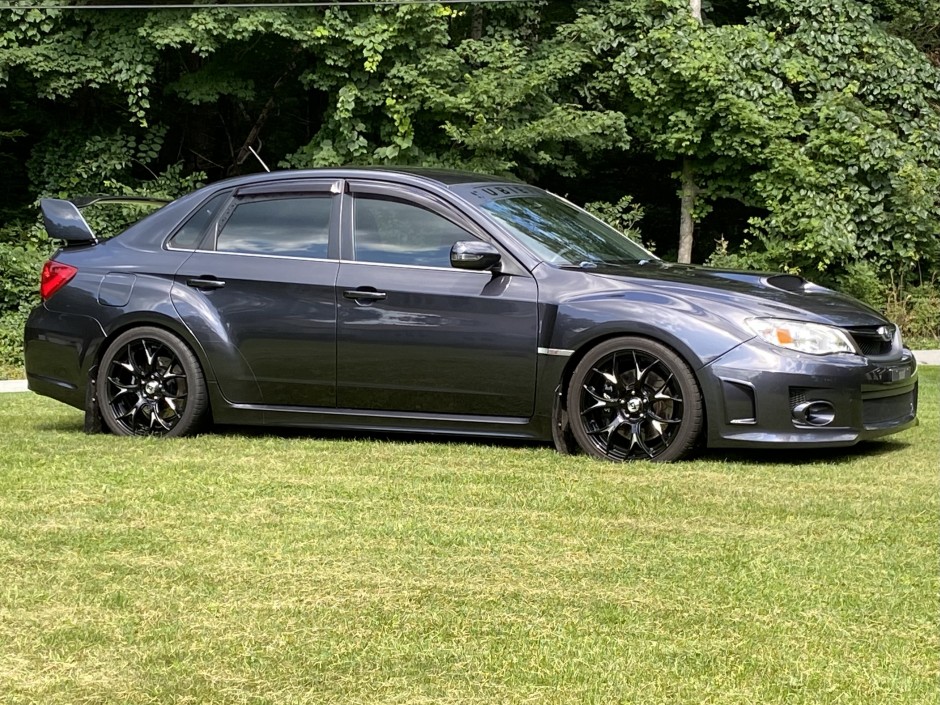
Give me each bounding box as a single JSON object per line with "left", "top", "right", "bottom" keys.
{"left": 572, "top": 0, "right": 940, "bottom": 280}
{"left": 0, "top": 230, "right": 47, "bottom": 371}
{"left": 885, "top": 281, "right": 940, "bottom": 347}
{"left": 0, "top": 236, "right": 43, "bottom": 317}
{"left": 584, "top": 195, "right": 648, "bottom": 247}
{"left": 0, "top": 309, "right": 29, "bottom": 374}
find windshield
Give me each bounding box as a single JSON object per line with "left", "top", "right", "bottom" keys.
{"left": 456, "top": 184, "right": 655, "bottom": 266}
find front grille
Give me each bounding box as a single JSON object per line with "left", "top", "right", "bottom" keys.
{"left": 846, "top": 325, "right": 896, "bottom": 358}
{"left": 862, "top": 390, "right": 916, "bottom": 426}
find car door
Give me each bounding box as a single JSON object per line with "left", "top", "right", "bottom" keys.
{"left": 336, "top": 180, "right": 539, "bottom": 417}
{"left": 172, "top": 180, "right": 340, "bottom": 407}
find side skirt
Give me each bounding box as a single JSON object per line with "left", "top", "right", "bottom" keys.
{"left": 210, "top": 395, "right": 551, "bottom": 441}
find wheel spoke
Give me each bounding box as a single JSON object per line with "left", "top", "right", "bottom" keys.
{"left": 635, "top": 360, "right": 659, "bottom": 389}
{"left": 127, "top": 344, "right": 147, "bottom": 377}
{"left": 581, "top": 385, "right": 619, "bottom": 416}
{"left": 581, "top": 400, "right": 616, "bottom": 416}
{"left": 653, "top": 373, "right": 682, "bottom": 403}
{"left": 654, "top": 392, "right": 683, "bottom": 403}
{"left": 647, "top": 411, "right": 680, "bottom": 425}
{"left": 586, "top": 416, "right": 625, "bottom": 451}
{"left": 108, "top": 376, "right": 139, "bottom": 391}
{"left": 591, "top": 367, "right": 619, "bottom": 388}
{"left": 109, "top": 388, "right": 134, "bottom": 403}
{"left": 583, "top": 384, "right": 616, "bottom": 404}
{"left": 631, "top": 428, "right": 655, "bottom": 458}
{"left": 141, "top": 340, "right": 158, "bottom": 372}
{"left": 116, "top": 398, "right": 146, "bottom": 425}
{"left": 150, "top": 406, "right": 172, "bottom": 432}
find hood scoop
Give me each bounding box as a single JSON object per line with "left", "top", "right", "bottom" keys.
{"left": 765, "top": 274, "right": 807, "bottom": 293}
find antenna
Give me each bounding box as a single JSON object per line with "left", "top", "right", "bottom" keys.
{"left": 248, "top": 144, "right": 271, "bottom": 173}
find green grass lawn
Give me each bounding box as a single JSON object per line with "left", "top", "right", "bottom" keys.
{"left": 1, "top": 369, "right": 937, "bottom": 704}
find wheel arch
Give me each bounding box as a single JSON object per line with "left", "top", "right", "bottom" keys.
{"left": 554, "top": 329, "right": 712, "bottom": 441}
{"left": 559, "top": 330, "right": 704, "bottom": 403}
{"left": 87, "top": 311, "right": 216, "bottom": 388}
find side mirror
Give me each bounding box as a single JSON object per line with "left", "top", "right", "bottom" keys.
{"left": 451, "top": 240, "right": 502, "bottom": 272}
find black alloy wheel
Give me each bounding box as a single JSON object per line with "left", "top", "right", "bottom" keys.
{"left": 97, "top": 327, "right": 207, "bottom": 437}
{"left": 568, "top": 337, "right": 702, "bottom": 462}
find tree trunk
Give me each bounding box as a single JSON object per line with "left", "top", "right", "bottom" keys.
{"left": 677, "top": 0, "right": 703, "bottom": 264}
{"left": 678, "top": 158, "right": 697, "bottom": 264}
{"left": 471, "top": 7, "right": 484, "bottom": 40}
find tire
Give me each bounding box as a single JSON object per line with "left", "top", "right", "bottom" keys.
{"left": 97, "top": 326, "right": 208, "bottom": 437}
{"left": 567, "top": 337, "right": 703, "bottom": 462}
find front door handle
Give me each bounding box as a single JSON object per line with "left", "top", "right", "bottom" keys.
{"left": 187, "top": 276, "right": 226, "bottom": 290}
{"left": 343, "top": 288, "right": 387, "bottom": 302}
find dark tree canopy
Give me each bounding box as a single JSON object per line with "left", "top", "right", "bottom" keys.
{"left": 0, "top": 0, "right": 938, "bottom": 359}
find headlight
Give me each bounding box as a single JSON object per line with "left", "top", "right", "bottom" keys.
{"left": 746, "top": 318, "right": 858, "bottom": 355}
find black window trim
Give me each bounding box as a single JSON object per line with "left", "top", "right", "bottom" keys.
{"left": 164, "top": 189, "right": 234, "bottom": 252}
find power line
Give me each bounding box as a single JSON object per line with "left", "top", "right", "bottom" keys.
{"left": 1, "top": 0, "right": 536, "bottom": 9}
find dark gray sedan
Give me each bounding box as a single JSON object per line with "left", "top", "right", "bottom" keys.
{"left": 25, "top": 168, "right": 918, "bottom": 461}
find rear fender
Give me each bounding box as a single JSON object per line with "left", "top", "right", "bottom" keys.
{"left": 168, "top": 281, "right": 263, "bottom": 404}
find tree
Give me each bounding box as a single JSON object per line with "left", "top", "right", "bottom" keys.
{"left": 0, "top": 0, "right": 937, "bottom": 301}
{"left": 680, "top": 0, "right": 703, "bottom": 264}
{"left": 565, "top": 0, "right": 940, "bottom": 291}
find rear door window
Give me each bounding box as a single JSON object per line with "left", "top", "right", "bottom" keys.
{"left": 216, "top": 196, "right": 332, "bottom": 259}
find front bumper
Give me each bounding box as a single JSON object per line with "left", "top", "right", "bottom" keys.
{"left": 702, "top": 340, "right": 918, "bottom": 448}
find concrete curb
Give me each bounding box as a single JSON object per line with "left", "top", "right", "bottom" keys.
{"left": 913, "top": 349, "right": 940, "bottom": 366}
{"left": 1, "top": 350, "right": 937, "bottom": 394}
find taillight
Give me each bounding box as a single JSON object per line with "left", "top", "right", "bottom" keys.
{"left": 40, "top": 261, "right": 78, "bottom": 301}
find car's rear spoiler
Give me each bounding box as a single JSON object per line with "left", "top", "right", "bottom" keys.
{"left": 40, "top": 196, "right": 171, "bottom": 246}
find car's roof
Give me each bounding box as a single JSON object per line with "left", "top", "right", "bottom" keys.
{"left": 201, "top": 167, "right": 518, "bottom": 192}
{"left": 362, "top": 166, "right": 517, "bottom": 186}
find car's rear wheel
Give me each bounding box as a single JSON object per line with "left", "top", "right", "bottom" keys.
{"left": 567, "top": 337, "right": 702, "bottom": 462}
{"left": 97, "top": 327, "right": 207, "bottom": 437}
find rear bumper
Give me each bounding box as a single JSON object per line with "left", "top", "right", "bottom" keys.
{"left": 702, "top": 341, "right": 918, "bottom": 449}
{"left": 24, "top": 305, "right": 105, "bottom": 410}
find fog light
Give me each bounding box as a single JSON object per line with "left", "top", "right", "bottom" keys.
{"left": 792, "top": 401, "right": 836, "bottom": 427}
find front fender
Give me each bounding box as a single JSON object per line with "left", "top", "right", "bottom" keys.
{"left": 549, "top": 292, "right": 748, "bottom": 371}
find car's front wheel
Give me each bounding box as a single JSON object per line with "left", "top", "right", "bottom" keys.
{"left": 97, "top": 327, "right": 208, "bottom": 437}
{"left": 567, "top": 337, "right": 702, "bottom": 462}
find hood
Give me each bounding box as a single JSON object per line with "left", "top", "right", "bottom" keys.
{"left": 573, "top": 261, "right": 887, "bottom": 328}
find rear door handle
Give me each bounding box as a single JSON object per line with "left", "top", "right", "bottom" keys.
{"left": 343, "top": 288, "right": 387, "bottom": 302}
{"left": 186, "top": 277, "right": 226, "bottom": 290}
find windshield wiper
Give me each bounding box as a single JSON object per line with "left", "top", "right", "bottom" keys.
{"left": 557, "top": 258, "right": 650, "bottom": 270}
